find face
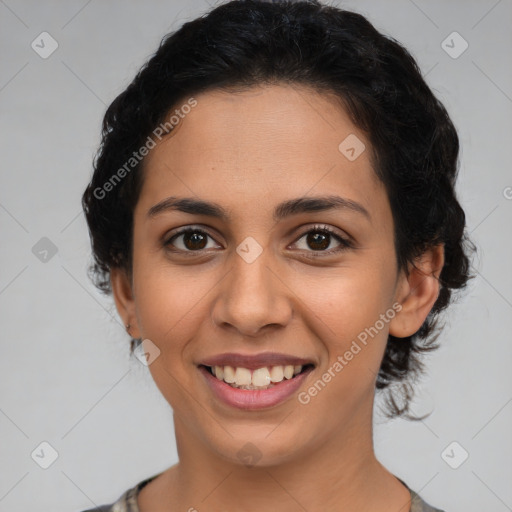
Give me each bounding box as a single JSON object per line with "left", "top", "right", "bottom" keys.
{"left": 111, "top": 84, "right": 441, "bottom": 468}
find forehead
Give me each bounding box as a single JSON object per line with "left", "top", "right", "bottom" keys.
{"left": 137, "top": 84, "right": 386, "bottom": 221}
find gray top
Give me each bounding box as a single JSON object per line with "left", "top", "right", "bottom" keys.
{"left": 80, "top": 473, "right": 446, "bottom": 512}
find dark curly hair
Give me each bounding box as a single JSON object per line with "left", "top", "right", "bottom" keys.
{"left": 82, "top": 0, "right": 475, "bottom": 420}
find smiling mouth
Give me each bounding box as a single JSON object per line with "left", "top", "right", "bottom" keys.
{"left": 200, "top": 363, "right": 315, "bottom": 390}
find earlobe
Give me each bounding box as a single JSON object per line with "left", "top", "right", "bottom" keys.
{"left": 110, "top": 267, "right": 140, "bottom": 338}
{"left": 389, "top": 244, "right": 445, "bottom": 338}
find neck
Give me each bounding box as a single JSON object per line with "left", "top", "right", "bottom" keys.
{"left": 152, "top": 400, "right": 410, "bottom": 512}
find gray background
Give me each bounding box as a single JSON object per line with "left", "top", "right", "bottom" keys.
{"left": 1, "top": 1, "right": 511, "bottom": 511}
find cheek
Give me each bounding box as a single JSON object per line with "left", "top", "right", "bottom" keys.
{"left": 133, "top": 265, "right": 208, "bottom": 345}
{"left": 290, "top": 253, "right": 397, "bottom": 379}
{"left": 131, "top": 263, "right": 210, "bottom": 408}
{"left": 132, "top": 247, "right": 224, "bottom": 377}
{"left": 302, "top": 265, "right": 393, "bottom": 338}
{"left": 292, "top": 268, "right": 396, "bottom": 423}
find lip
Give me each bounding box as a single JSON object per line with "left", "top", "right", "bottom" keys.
{"left": 198, "top": 351, "right": 315, "bottom": 370}
{"left": 198, "top": 364, "right": 315, "bottom": 411}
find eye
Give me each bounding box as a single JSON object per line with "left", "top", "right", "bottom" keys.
{"left": 290, "top": 224, "right": 353, "bottom": 256}
{"left": 163, "top": 224, "right": 353, "bottom": 256}
{"left": 164, "top": 226, "right": 221, "bottom": 253}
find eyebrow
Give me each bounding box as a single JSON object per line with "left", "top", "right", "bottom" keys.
{"left": 147, "top": 195, "right": 371, "bottom": 223}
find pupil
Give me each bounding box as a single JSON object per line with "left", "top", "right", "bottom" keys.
{"left": 184, "top": 232, "right": 207, "bottom": 250}
{"left": 308, "top": 232, "right": 329, "bottom": 250}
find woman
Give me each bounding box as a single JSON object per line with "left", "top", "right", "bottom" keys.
{"left": 80, "top": 1, "right": 474, "bottom": 510}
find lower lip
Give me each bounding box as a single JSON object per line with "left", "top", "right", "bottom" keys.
{"left": 198, "top": 365, "right": 314, "bottom": 411}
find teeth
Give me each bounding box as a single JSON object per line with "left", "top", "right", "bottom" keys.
{"left": 269, "top": 365, "right": 284, "bottom": 383}
{"left": 214, "top": 366, "right": 224, "bottom": 380}
{"left": 234, "top": 367, "right": 252, "bottom": 386}
{"left": 252, "top": 367, "right": 271, "bottom": 386}
{"left": 223, "top": 365, "right": 236, "bottom": 383}
{"left": 210, "top": 364, "right": 305, "bottom": 388}
{"left": 283, "top": 365, "right": 294, "bottom": 379}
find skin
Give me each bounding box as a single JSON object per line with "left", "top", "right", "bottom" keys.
{"left": 111, "top": 84, "right": 444, "bottom": 512}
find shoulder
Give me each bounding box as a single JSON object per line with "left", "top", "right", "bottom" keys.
{"left": 75, "top": 490, "right": 128, "bottom": 512}
{"left": 410, "top": 489, "right": 447, "bottom": 512}
{"left": 411, "top": 493, "right": 447, "bottom": 512}
{"left": 79, "top": 506, "right": 113, "bottom": 512}
{"left": 397, "top": 477, "right": 447, "bottom": 512}
{"left": 76, "top": 491, "right": 130, "bottom": 512}
{"left": 76, "top": 471, "right": 163, "bottom": 512}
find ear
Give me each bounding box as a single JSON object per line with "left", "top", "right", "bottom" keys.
{"left": 389, "top": 244, "right": 445, "bottom": 338}
{"left": 110, "top": 267, "right": 141, "bottom": 339}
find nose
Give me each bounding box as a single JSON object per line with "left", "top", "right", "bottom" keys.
{"left": 210, "top": 247, "right": 293, "bottom": 338}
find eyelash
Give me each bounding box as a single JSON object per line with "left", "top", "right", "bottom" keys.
{"left": 163, "top": 224, "right": 353, "bottom": 258}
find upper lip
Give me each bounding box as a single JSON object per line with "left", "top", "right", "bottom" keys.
{"left": 199, "top": 352, "right": 316, "bottom": 370}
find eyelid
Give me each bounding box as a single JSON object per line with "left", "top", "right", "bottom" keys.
{"left": 289, "top": 223, "right": 354, "bottom": 252}
{"left": 163, "top": 224, "right": 222, "bottom": 251}
{"left": 163, "top": 223, "right": 354, "bottom": 255}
